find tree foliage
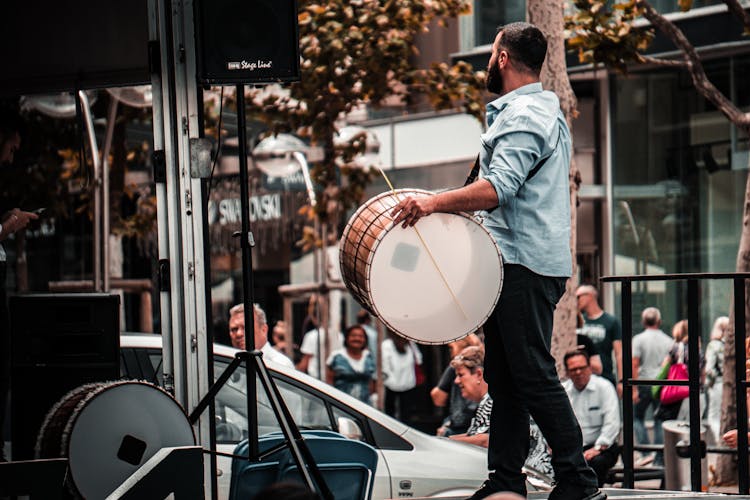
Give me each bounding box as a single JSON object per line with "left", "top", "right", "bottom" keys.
{"left": 243, "top": 0, "right": 486, "bottom": 235}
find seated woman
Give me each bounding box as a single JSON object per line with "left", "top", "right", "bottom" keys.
{"left": 325, "top": 324, "right": 376, "bottom": 404}
{"left": 448, "top": 346, "right": 491, "bottom": 448}
{"left": 446, "top": 346, "right": 555, "bottom": 480}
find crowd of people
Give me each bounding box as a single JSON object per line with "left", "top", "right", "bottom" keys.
{"left": 224, "top": 283, "right": 738, "bottom": 493}
{"left": 417, "top": 283, "right": 741, "bottom": 491}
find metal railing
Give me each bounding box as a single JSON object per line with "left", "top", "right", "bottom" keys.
{"left": 601, "top": 272, "right": 750, "bottom": 494}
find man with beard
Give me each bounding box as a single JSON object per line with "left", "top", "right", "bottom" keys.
{"left": 391, "top": 22, "right": 602, "bottom": 500}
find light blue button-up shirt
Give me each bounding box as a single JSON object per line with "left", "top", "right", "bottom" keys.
{"left": 479, "top": 82, "right": 572, "bottom": 277}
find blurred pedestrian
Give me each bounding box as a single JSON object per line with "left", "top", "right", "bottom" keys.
{"left": 0, "top": 110, "right": 37, "bottom": 461}
{"left": 576, "top": 284, "right": 622, "bottom": 392}
{"left": 326, "top": 324, "right": 376, "bottom": 404}
{"left": 631, "top": 307, "right": 672, "bottom": 457}
{"left": 705, "top": 316, "right": 728, "bottom": 443}
{"left": 228, "top": 303, "right": 294, "bottom": 368}
{"left": 382, "top": 332, "right": 423, "bottom": 424}
{"left": 576, "top": 312, "right": 603, "bottom": 376}
{"left": 271, "top": 320, "right": 296, "bottom": 362}
{"left": 356, "top": 309, "right": 378, "bottom": 362}
{"left": 432, "top": 333, "right": 482, "bottom": 436}
{"left": 655, "top": 319, "right": 700, "bottom": 424}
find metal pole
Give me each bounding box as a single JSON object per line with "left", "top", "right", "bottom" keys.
{"left": 148, "top": 0, "right": 176, "bottom": 396}
{"left": 78, "top": 90, "right": 102, "bottom": 292}
{"left": 620, "top": 279, "right": 635, "bottom": 489}
{"left": 235, "top": 85, "right": 259, "bottom": 459}
{"left": 735, "top": 278, "right": 749, "bottom": 495}
{"left": 101, "top": 98, "right": 118, "bottom": 292}
{"left": 687, "top": 279, "right": 702, "bottom": 492}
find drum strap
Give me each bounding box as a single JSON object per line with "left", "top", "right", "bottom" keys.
{"left": 463, "top": 126, "right": 562, "bottom": 187}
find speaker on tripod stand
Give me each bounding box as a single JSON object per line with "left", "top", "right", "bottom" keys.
{"left": 194, "top": 0, "right": 301, "bottom": 84}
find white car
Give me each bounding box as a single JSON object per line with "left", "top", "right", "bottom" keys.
{"left": 119, "top": 334, "right": 531, "bottom": 499}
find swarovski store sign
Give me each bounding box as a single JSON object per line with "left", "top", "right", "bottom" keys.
{"left": 207, "top": 174, "right": 308, "bottom": 258}
{"left": 209, "top": 193, "right": 282, "bottom": 225}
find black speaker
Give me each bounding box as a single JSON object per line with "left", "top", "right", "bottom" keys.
{"left": 195, "top": 0, "right": 301, "bottom": 84}
{"left": 9, "top": 294, "right": 120, "bottom": 460}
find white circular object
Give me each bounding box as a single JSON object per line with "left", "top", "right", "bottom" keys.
{"left": 340, "top": 189, "right": 503, "bottom": 344}
{"left": 62, "top": 381, "right": 195, "bottom": 499}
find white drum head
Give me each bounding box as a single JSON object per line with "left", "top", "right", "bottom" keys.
{"left": 369, "top": 212, "right": 502, "bottom": 344}
{"left": 65, "top": 381, "right": 195, "bottom": 499}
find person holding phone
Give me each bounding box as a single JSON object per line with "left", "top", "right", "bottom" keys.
{"left": 0, "top": 109, "right": 38, "bottom": 460}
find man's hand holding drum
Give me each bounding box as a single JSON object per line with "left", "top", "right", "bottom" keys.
{"left": 390, "top": 179, "right": 499, "bottom": 228}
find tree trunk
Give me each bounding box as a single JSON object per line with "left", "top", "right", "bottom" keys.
{"left": 528, "top": 0, "right": 579, "bottom": 376}
{"left": 715, "top": 168, "right": 750, "bottom": 484}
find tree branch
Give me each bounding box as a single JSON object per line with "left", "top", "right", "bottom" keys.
{"left": 637, "top": 0, "right": 750, "bottom": 131}
{"left": 722, "top": 0, "right": 750, "bottom": 33}
{"left": 636, "top": 54, "right": 689, "bottom": 68}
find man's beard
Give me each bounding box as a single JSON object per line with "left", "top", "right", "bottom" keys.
{"left": 486, "top": 62, "right": 503, "bottom": 94}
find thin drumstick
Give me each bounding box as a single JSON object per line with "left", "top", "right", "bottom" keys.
{"left": 377, "top": 167, "right": 468, "bottom": 320}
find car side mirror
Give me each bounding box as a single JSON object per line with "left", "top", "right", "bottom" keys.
{"left": 337, "top": 416, "right": 363, "bottom": 441}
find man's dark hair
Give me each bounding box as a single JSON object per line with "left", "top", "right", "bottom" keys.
{"left": 356, "top": 309, "right": 371, "bottom": 324}
{"left": 497, "top": 22, "right": 547, "bottom": 75}
{"left": 564, "top": 349, "right": 590, "bottom": 368}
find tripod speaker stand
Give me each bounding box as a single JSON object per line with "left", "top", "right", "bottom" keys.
{"left": 189, "top": 85, "right": 332, "bottom": 499}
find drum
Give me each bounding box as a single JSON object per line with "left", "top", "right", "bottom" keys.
{"left": 36, "top": 380, "right": 195, "bottom": 499}
{"left": 340, "top": 189, "right": 503, "bottom": 344}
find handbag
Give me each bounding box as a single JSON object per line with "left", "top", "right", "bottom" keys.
{"left": 660, "top": 362, "right": 690, "bottom": 405}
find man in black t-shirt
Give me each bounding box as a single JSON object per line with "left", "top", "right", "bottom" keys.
{"left": 576, "top": 285, "right": 622, "bottom": 395}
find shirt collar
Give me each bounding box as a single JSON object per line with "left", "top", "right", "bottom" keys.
{"left": 486, "top": 82, "right": 543, "bottom": 126}
{"left": 574, "top": 377, "right": 596, "bottom": 394}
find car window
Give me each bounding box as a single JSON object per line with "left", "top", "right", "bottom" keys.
{"left": 213, "top": 359, "right": 334, "bottom": 443}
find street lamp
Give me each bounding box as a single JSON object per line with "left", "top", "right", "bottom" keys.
{"left": 333, "top": 125, "right": 381, "bottom": 169}
{"left": 253, "top": 133, "right": 316, "bottom": 207}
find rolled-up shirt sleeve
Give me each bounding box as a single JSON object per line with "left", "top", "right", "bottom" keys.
{"left": 481, "top": 117, "right": 546, "bottom": 207}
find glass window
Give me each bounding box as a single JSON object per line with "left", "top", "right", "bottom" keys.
{"left": 610, "top": 55, "right": 748, "bottom": 338}
{"left": 474, "top": 0, "right": 525, "bottom": 47}
{"left": 213, "top": 358, "right": 335, "bottom": 443}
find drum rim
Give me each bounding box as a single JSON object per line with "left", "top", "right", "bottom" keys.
{"left": 339, "top": 189, "right": 434, "bottom": 312}
{"left": 342, "top": 189, "right": 505, "bottom": 345}
{"left": 35, "top": 382, "right": 106, "bottom": 459}
{"left": 62, "top": 380, "right": 195, "bottom": 498}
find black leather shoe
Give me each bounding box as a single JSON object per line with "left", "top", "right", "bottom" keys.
{"left": 465, "top": 480, "right": 502, "bottom": 500}
{"left": 548, "top": 482, "right": 607, "bottom": 500}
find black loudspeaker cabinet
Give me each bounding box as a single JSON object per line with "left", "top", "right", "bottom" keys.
{"left": 9, "top": 293, "right": 120, "bottom": 461}
{"left": 194, "top": 0, "right": 301, "bottom": 84}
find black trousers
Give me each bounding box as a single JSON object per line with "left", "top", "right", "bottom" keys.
{"left": 385, "top": 386, "right": 420, "bottom": 426}
{"left": 483, "top": 264, "right": 598, "bottom": 495}
{"left": 584, "top": 443, "right": 621, "bottom": 487}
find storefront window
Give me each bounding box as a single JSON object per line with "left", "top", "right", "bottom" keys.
{"left": 611, "top": 55, "right": 749, "bottom": 339}
{"left": 474, "top": 0, "right": 525, "bottom": 48}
